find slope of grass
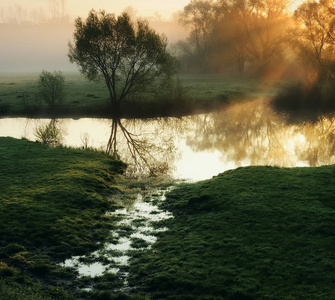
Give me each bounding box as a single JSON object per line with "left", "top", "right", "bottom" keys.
{"left": 0, "top": 137, "right": 128, "bottom": 299}
{"left": 129, "top": 165, "right": 335, "bottom": 299}
{"left": 179, "top": 74, "right": 280, "bottom": 101}
{"left": 0, "top": 137, "right": 126, "bottom": 257}
{"left": 0, "top": 278, "right": 77, "bottom": 300}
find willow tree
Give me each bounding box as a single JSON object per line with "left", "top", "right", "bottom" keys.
{"left": 68, "top": 10, "right": 177, "bottom": 113}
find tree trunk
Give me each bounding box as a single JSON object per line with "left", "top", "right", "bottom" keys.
{"left": 111, "top": 100, "right": 121, "bottom": 117}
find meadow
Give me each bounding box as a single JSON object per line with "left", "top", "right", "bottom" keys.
{"left": 1, "top": 72, "right": 334, "bottom": 299}
{"left": 0, "top": 137, "right": 145, "bottom": 299}
{"left": 0, "top": 72, "right": 281, "bottom": 118}
{"left": 129, "top": 166, "right": 335, "bottom": 299}
{"left": 1, "top": 136, "right": 334, "bottom": 299}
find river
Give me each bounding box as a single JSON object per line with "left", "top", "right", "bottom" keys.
{"left": 1, "top": 99, "right": 335, "bottom": 181}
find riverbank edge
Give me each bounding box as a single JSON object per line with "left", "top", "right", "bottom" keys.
{"left": 0, "top": 96, "right": 234, "bottom": 119}
{"left": 0, "top": 137, "right": 170, "bottom": 299}
{"left": 0, "top": 73, "right": 273, "bottom": 119}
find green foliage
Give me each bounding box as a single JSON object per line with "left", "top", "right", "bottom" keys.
{"left": 272, "top": 0, "right": 335, "bottom": 119}
{"left": 38, "top": 70, "right": 65, "bottom": 107}
{"left": 129, "top": 165, "right": 335, "bottom": 299}
{"left": 68, "top": 10, "right": 178, "bottom": 110}
{"left": 34, "top": 120, "right": 63, "bottom": 146}
{"left": 178, "top": 0, "right": 216, "bottom": 72}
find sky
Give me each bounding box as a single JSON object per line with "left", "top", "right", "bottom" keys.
{"left": 14, "top": 0, "right": 191, "bottom": 20}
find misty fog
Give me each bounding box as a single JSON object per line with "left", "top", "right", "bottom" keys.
{"left": 0, "top": 23, "right": 75, "bottom": 72}
{"left": 0, "top": 16, "right": 188, "bottom": 73}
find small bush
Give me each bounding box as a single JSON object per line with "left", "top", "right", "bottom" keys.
{"left": 34, "top": 121, "right": 63, "bottom": 146}
{"left": 157, "top": 77, "right": 187, "bottom": 104}
{"left": 38, "top": 70, "right": 65, "bottom": 107}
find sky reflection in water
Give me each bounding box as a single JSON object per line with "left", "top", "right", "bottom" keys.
{"left": 1, "top": 99, "right": 335, "bottom": 181}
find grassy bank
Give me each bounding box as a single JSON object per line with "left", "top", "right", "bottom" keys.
{"left": 129, "top": 165, "right": 335, "bottom": 299}
{"left": 3, "top": 136, "right": 333, "bottom": 299}
{"left": 0, "top": 73, "right": 279, "bottom": 118}
{"left": 0, "top": 137, "right": 146, "bottom": 299}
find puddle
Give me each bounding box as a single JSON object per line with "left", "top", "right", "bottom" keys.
{"left": 60, "top": 187, "right": 173, "bottom": 290}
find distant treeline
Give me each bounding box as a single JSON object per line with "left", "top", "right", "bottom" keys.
{"left": 1, "top": 0, "right": 335, "bottom": 85}
{"left": 174, "top": 0, "right": 335, "bottom": 82}
{"left": 0, "top": 0, "right": 69, "bottom": 25}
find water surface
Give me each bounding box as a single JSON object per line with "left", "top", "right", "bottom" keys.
{"left": 1, "top": 99, "right": 335, "bottom": 180}
{"left": 61, "top": 188, "right": 173, "bottom": 291}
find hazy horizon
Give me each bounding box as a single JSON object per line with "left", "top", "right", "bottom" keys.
{"left": 0, "top": 0, "right": 305, "bottom": 73}
{"left": 1, "top": 0, "right": 190, "bottom": 21}
{"left": 0, "top": 0, "right": 189, "bottom": 73}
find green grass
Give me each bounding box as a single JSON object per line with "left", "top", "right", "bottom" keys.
{"left": 179, "top": 74, "right": 281, "bottom": 101}
{"left": 0, "top": 73, "right": 111, "bottom": 117}
{"left": 0, "top": 73, "right": 281, "bottom": 118}
{"left": 0, "top": 137, "right": 129, "bottom": 299}
{"left": 3, "top": 135, "right": 332, "bottom": 299}
{"left": 0, "top": 278, "right": 77, "bottom": 300}
{"left": 0, "top": 137, "right": 126, "bottom": 256}
{"left": 129, "top": 165, "right": 335, "bottom": 299}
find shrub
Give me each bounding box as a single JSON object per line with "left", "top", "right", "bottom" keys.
{"left": 34, "top": 121, "right": 63, "bottom": 147}
{"left": 38, "top": 70, "right": 65, "bottom": 107}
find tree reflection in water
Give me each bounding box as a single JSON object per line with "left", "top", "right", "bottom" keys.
{"left": 296, "top": 116, "right": 335, "bottom": 166}
{"left": 101, "top": 100, "right": 335, "bottom": 177}
{"left": 23, "top": 99, "right": 335, "bottom": 179}
{"left": 183, "top": 99, "right": 335, "bottom": 168}
{"left": 106, "top": 117, "right": 180, "bottom": 177}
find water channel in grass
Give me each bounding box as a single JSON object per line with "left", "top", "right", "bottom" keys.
{"left": 1, "top": 99, "right": 335, "bottom": 289}
{"left": 61, "top": 188, "right": 174, "bottom": 292}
